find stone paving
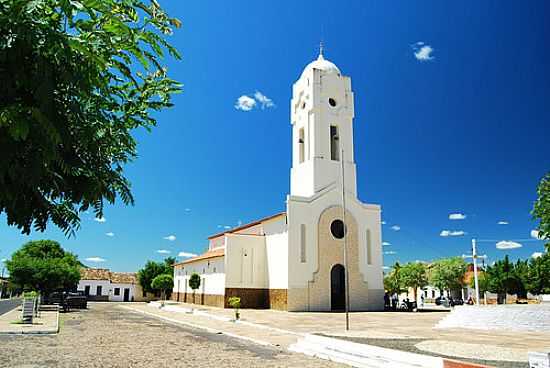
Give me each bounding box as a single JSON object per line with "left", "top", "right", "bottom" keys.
{"left": 0, "top": 303, "right": 344, "bottom": 368}
{"left": 158, "top": 301, "right": 549, "bottom": 363}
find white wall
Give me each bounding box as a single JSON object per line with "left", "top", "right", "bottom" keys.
{"left": 173, "top": 257, "right": 226, "bottom": 296}
{"left": 287, "top": 186, "right": 383, "bottom": 292}
{"left": 78, "top": 280, "right": 111, "bottom": 297}
{"left": 110, "top": 283, "right": 135, "bottom": 302}
{"left": 264, "top": 217, "right": 289, "bottom": 289}
{"left": 224, "top": 234, "right": 268, "bottom": 289}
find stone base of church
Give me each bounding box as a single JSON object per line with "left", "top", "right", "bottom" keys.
{"left": 171, "top": 289, "right": 288, "bottom": 310}
{"left": 171, "top": 292, "right": 225, "bottom": 308}
{"left": 224, "top": 288, "right": 288, "bottom": 310}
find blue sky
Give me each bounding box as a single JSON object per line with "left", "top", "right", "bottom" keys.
{"left": 1, "top": 1, "right": 549, "bottom": 272}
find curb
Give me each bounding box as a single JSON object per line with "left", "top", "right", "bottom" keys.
{"left": 289, "top": 334, "right": 494, "bottom": 368}
{"left": 121, "top": 306, "right": 275, "bottom": 348}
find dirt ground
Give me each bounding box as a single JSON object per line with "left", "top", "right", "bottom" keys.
{"left": 0, "top": 303, "right": 344, "bottom": 368}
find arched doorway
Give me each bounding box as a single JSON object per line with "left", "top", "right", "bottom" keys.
{"left": 331, "top": 264, "right": 346, "bottom": 311}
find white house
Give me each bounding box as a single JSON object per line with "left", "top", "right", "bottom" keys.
{"left": 173, "top": 50, "right": 384, "bottom": 311}
{"left": 78, "top": 268, "right": 152, "bottom": 302}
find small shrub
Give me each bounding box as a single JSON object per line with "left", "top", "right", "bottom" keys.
{"left": 228, "top": 296, "right": 241, "bottom": 320}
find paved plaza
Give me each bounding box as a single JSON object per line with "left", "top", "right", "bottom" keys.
{"left": 134, "top": 301, "right": 548, "bottom": 367}
{"left": 0, "top": 303, "right": 343, "bottom": 368}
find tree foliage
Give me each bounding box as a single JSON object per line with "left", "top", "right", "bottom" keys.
{"left": 428, "top": 257, "right": 467, "bottom": 293}
{"left": 383, "top": 262, "right": 406, "bottom": 296}
{"left": 5, "top": 240, "right": 80, "bottom": 294}
{"left": 137, "top": 258, "right": 173, "bottom": 293}
{"left": 399, "top": 262, "right": 428, "bottom": 301}
{"left": 151, "top": 273, "right": 173, "bottom": 300}
{"left": 0, "top": 0, "right": 181, "bottom": 236}
{"left": 526, "top": 253, "right": 550, "bottom": 295}
{"left": 189, "top": 272, "right": 200, "bottom": 291}
{"left": 532, "top": 172, "right": 550, "bottom": 249}
{"left": 484, "top": 255, "right": 524, "bottom": 302}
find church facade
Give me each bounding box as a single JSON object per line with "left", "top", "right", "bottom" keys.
{"left": 172, "top": 52, "right": 384, "bottom": 311}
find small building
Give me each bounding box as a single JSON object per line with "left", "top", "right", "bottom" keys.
{"left": 78, "top": 268, "right": 154, "bottom": 302}
{"left": 172, "top": 51, "right": 384, "bottom": 312}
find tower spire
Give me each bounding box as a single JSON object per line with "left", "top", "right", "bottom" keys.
{"left": 319, "top": 40, "right": 324, "bottom": 60}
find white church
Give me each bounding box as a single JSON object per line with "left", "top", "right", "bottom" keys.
{"left": 172, "top": 51, "right": 384, "bottom": 311}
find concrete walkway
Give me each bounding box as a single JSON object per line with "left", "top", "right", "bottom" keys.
{"left": 0, "top": 307, "right": 59, "bottom": 334}
{"left": 126, "top": 301, "right": 549, "bottom": 364}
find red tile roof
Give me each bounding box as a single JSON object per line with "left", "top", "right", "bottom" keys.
{"left": 174, "top": 248, "right": 225, "bottom": 267}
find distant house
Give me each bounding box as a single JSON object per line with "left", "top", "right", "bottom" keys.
{"left": 78, "top": 268, "right": 154, "bottom": 302}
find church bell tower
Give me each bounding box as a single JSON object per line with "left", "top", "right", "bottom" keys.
{"left": 290, "top": 50, "right": 358, "bottom": 198}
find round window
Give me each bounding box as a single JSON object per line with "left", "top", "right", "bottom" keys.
{"left": 328, "top": 98, "right": 337, "bottom": 107}
{"left": 330, "top": 219, "right": 346, "bottom": 239}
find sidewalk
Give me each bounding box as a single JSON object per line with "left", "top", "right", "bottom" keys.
{"left": 123, "top": 302, "right": 533, "bottom": 368}
{"left": 0, "top": 307, "right": 59, "bottom": 335}
{"left": 122, "top": 303, "right": 301, "bottom": 348}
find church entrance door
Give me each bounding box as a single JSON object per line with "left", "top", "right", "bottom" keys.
{"left": 331, "top": 264, "right": 346, "bottom": 311}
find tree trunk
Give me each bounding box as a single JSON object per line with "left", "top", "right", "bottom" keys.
{"left": 413, "top": 288, "right": 417, "bottom": 302}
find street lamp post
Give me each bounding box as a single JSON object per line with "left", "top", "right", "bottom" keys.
{"left": 341, "top": 149, "right": 350, "bottom": 331}
{"left": 462, "top": 239, "right": 487, "bottom": 306}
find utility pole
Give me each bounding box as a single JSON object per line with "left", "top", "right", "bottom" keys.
{"left": 341, "top": 149, "right": 350, "bottom": 331}
{"left": 462, "top": 239, "right": 486, "bottom": 306}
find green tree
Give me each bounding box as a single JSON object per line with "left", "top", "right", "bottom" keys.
{"left": 6, "top": 240, "right": 80, "bottom": 295}
{"left": 383, "top": 262, "right": 406, "bottom": 296}
{"left": 400, "top": 262, "right": 428, "bottom": 302}
{"left": 188, "top": 272, "right": 201, "bottom": 304}
{"left": 470, "top": 272, "right": 490, "bottom": 299}
{"left": 485, "top": 255, "right": 519, "bottom": 304}
{"left": 151, "top": 274, "right": 173, "bottom": 300}
{"left": 429, "top": 257, "right": 467, "bottom": 295}
{"left": 0, "top": 0, "right": 181, "bottom": 236}
{"left": 526, "top": 253, "right": 550, "bottom": 296}
{"left": 137, "top": 258, "right": 173, "bottom": 295}
{"left": 532, "top": 172, "right": 550, "bottom": 249}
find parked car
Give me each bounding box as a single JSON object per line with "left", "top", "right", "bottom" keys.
{"left": 435, "top": 296, "right": 463, "bottom": 307}
{"left": 45, "top": 291, "right": 87, "bottom": 310}
{"left": 399, "top": 299, "right": 417, "bottom": 311}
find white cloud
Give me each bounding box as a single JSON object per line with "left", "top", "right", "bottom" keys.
{"left": 178, "top": 251, "right": 197, "bottom": 258}
{"left": 94, "top": 216, "right": 106, "bottom": 223}
{"left": 498, "top": 221, "right": 509, "bottom": 225}
{"left": 532, "top": 252, "right": 543, "bottom": 259}
{"left": 413, "top": 42, "right": 435, "bottom": 61}
{"left": 156, "top": 249, "right": 171, "bottom": 254}
{"left": 391, "top": 225, "right": 401, "bottom": 231}
{"left": 163, "top": 235, "right": 176, "bottom": 241}
{"left": 449, "top": 213, "right": 466, "bottom": 220}
{"left": 531, "top": 229, "right": 544, "bottom": 240}
{"left": 234, "top": 95, "right": 256, "bottom": 111}
{"left": 1, "top": 258, "right": 7, "bottom": 263}
{"left": 85, "top": 257, "right": 106, "bottom": 262}
{"left": 496, "top": 240, "right": 523, "bottom": 250}
{"left": 440, "top": 230, "right": 465, "bottom": 237}
{"left": 184, "top": 208, "right": 191, "bottom": 212}
{"left": 381, "top": 221, "right": 386, "bottom": 225}
{"left": 384, "top": 251, "right": 397, "bottom": 255}
{"left": 105, "top": 232, "right": 115, "bottom": 237}
{"left": 224, "top": 225, "right": 232, "bottom": 230}
{"left": 382, "top": 241, "right": 391, "bottom": 246}
{"left": 254, "top": 91, "right": 275, "bottom": 109}
{"left": 382, "top": 266, "right": 390, "bottom": 271}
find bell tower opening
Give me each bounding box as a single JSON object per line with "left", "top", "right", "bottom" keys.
{"left": 330, "top": 125, "right": 339, "bottom": 161}
{"left": 289, "top": 49, "right": 358, "bottom": 198}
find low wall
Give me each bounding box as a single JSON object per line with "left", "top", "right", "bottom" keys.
{"left": 171, "top": 289, "right": 288, "bottom": 310}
